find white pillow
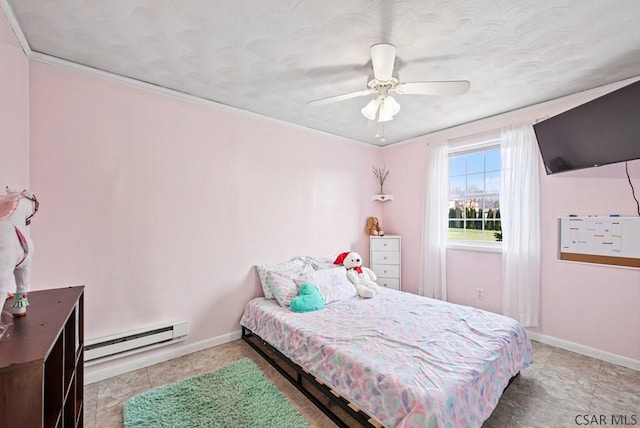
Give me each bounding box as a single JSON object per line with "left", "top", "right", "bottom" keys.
{"left": 268, "top": 264, "right": 315, "bottom": 307}
{"left": 312, "top": 261, "right": 339, "bottom": 270}
{"left": 256, "top": 259, "right": 306, "bottom": 299}
{"left": 296, "top": 255, "right": 337, "bottom": 264}
{"left": 296, "top": 255, "right": 340, "bottom": 270}
{"left": 295, "top": 266, "right": 357, "bottom": 304}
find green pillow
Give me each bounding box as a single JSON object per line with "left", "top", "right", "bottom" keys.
{"left": 290, "top": 283, "right": 325, "bottom": 313}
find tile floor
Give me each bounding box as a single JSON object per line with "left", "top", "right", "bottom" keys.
{"left": 84, "top": 340, "right": 640, "bottom": 427}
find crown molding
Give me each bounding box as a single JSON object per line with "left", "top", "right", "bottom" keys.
{"left": 7, "top": 0, "right": 636, "bottom": 150}
{"left": 28, "top": 51, "right": 377, "bottom": 149}
{"left": 1, "top": 2, "right": 375, "bottom": 149}
{"left": 1, "top": 0, "right": 31, "bottom": 56}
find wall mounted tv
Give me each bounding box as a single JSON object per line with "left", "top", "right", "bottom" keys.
{"left": 533, "top": 80, "right": 640, "bottom": 175}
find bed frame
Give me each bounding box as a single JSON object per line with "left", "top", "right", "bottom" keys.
{"left": 242, "top": 326, "right": 381, "bottom": 427}
{"left": 242, "top": 326, "right": 519, "bottom": 428}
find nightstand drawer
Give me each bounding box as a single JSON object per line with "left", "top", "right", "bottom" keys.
{"left": 377, "top": 277, "right": 400, "bottom": 290}
{"left": 370, "top": 238, "right": 400, "bottom": 252}
{"left": 371, "top": 251, "right": 400, "bottom": 264}
{"left": 371, "top": 264, "right": 400, "bottom": 278}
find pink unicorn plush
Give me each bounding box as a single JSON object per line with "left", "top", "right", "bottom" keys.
{"left": 0, "top": 187, "right": 39, "bottom": 317}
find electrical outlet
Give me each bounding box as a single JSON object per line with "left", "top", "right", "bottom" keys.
{"left": 476, "top": 288, "right": 484, "bottom": 300}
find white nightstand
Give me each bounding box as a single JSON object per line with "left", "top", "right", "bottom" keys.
{"left": 370, "top": 235, "right": 401, "bottom": 291}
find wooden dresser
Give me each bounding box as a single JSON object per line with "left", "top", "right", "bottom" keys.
{"left": 0, "top": 286, "right": 84, "bottom": 428}
{"left": 370, "top": 235, "right": 401, "bottom": 291}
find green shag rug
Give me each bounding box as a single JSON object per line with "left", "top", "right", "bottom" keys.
{"left": 123, "top": 358, "right": 309, "bottom": 428}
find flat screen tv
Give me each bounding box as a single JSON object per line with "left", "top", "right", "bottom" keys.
{"left": 533, "top": 80, "right": 640, "bottom": 175}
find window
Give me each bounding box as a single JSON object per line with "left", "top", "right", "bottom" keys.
{"left": 448, "top": 141, "right": 502, "bottom": 245}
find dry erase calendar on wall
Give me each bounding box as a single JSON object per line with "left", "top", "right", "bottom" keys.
{"left": 558, "top": 217, "right": 640, "bottom": 268}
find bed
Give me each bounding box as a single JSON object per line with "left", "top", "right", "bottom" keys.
{"left": 240, "top": 286, "right": 533, "bottom": 428}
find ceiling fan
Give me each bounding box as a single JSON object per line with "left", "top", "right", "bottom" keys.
{"left": 307, "top": 43, "right": 470, "bottom": 142}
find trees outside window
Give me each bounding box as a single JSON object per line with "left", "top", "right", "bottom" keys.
{"left": 448, "top": 145, "right": 502, "bottom": 243}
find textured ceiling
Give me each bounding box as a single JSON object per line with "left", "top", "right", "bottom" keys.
{"left": 5, "top": 0, "right": 640, "bottom": 145}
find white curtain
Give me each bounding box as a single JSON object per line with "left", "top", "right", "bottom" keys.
{"left": 421, "top": 141, "right": 449, "bottom": 300}
{"left": 500, "top": 123, "right": 541, "bottom": 327}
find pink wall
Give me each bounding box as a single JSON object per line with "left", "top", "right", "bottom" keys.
{"left": 0, "top": 9, "right": 29, "bottom": 187}
{"left": 382, "top": 85, "right": 640, "bottom": 361}
{"left": 8, "top": 4, "right": 639, "bottom": 366}
{"left": 28, "top": 62, "right": 382, "bottom": 347}
{"left": 538, "top": 166, "right": 640, "bottom": 358}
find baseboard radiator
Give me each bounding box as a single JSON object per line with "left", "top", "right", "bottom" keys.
{"left": 84, "top": 320, "right": 189, "bottom": 366}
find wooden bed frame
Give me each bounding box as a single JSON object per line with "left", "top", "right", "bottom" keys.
{"left": 242, "top": 325, "right": 520, "bottom": 428}
{"left": 242, "top": 326, "right": 381, "bottom": 427}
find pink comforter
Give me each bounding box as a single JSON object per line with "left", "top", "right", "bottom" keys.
{"left": 240, "top": 288, "right": 532, "bottom": 427}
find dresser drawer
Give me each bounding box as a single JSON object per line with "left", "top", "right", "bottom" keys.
{"left": 370, "top": 237, "right": 400, "bottom": 252}
{"left": 371, "top": 251, "right": 400, "bottom": 265}
{"left": 370, "top": 235, "right": 401, "bottom": 291}
{"left": 371, "top": 264, "right": 400, "bottom": 278}
{"left": 377, "top": 277, "right": 400, "bottom": 290}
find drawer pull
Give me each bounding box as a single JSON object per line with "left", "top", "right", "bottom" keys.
{"left": 383, "top": 256, "right": 387, "bottom": 260}
{"left": 384, "top": 270, "right": 387, "bottom": 274}
{"left": 384, "top": 243, "right": 387, "bottom": 246}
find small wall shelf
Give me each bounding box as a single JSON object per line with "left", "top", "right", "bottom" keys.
{"left": 373, "top": 194, "right": 393, "bottom": 201}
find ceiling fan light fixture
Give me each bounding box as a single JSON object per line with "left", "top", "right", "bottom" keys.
{"left": 361, "top": 98, "right": 380, "bottom": 120}
{"left": 307, "top": 42, "right": 469, "bottom": 143}
{"left": 377, "top": 96, "right": 401, "bottom": 122}
{"left": 377, "top": 111, "right": 394, "bottom": 122}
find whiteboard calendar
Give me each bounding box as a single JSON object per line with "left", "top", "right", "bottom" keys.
{"left": 558, "top": 217, "right": 640, "bottom": 267}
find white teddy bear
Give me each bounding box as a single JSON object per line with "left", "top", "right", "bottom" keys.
{"left": 334, "top": 251, "right": 379, "bottom": 298}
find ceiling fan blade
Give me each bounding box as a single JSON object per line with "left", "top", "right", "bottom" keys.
{"left": 370, "top": 43, "right": 396, "bottom": 81}
{"left": 307, "top": 89, "right": 375, "bottom": 106}
{"left": 395, "top": 80, "right": 471, "bottom": 95}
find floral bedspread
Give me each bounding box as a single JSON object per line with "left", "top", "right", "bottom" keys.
{"left": 240, "top": 288, "right": 532, "bottom": 428}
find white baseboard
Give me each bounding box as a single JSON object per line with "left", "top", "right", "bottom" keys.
{"left": 84, "top": 330, "right": 242, "bottom": 384}
{"left": 527, "top": 331, "right": 640, "bottom": 372}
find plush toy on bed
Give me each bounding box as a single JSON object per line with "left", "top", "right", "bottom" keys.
{"left": 290, "top": 283, "right": 325, "bottom": 313}
{"left": 334, "top": 252, "right": 379, "bottom": 298}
